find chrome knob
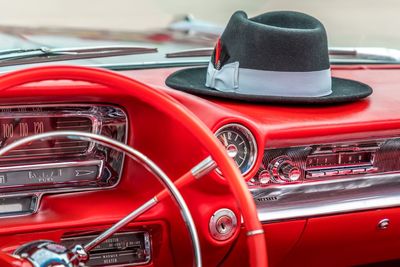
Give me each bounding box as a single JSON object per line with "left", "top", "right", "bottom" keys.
{"left": 258, "top": 170, "right": 271, "bottom": 185}
{"left": 280, "top": 162, "right": 301, "bottom": 182}
{"left": 269, "top": 156, "right": 301, "bottom": 183}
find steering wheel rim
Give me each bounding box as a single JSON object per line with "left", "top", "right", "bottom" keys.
{"left": 0, "top": 65, "right": 268, "bottom": 267}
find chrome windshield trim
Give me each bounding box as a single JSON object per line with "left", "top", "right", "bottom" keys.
{"left": 0, "top": 46, "right": 158, "bottom": 67}
{"left": 252, "top": 172, "right": 400, "bottom": 223}
{"left": 165, "top": 47, "right": 400, "bottom": 62}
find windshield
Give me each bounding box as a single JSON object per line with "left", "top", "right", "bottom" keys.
{"left": 0, "top": 0, "right": 397, "bottom": 70}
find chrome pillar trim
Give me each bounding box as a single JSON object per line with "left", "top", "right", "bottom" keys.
{"left": 0, "top": 131, "right": 202, "bottom": 267}
{"left": 246, "top": 229, "right": 264, "bottom": 237}
{"left": 83, "top": 197, "right": 158, "bottom": 252}
{"left": 191, "top": 156, "right": 217, "bottom": 179}
{"left": 252, "top": 172, "right": 400, "bottom": 223}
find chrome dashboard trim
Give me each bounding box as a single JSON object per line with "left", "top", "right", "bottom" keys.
{"left": 251, "top": 172, "right": 400, "bottom": 223}
{"left": 0, "top": 194, "right": 39, "bottom": 217}
{"left": 0, "top": 159, "right": 103, "bottom": 191}
{"left": 0, "top": 193, "right": 42, "bottom": 219}
{"left": 0, "top": 159, "right": 102, "bottom": 172}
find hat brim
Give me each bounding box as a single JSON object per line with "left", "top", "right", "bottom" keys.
{"left": 165, "top": 67, "right": 373, "bottom": 105}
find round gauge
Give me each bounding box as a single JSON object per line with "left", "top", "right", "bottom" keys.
{"left": 215, "top": 123, "right": 257, "bottom": 175}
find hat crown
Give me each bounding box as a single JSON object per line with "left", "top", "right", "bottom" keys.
{"left": 213, "top": 11, "right": 330, "bottom": 72}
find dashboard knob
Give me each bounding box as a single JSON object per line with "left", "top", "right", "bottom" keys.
{"left": 258, "top": 170, "right": 271, "bottom": 185}
{"left": 268, "top": 156, "right": 301, "bottom": 183}
{"left": 280, "top": 162, "right": 301, "bottom": 182}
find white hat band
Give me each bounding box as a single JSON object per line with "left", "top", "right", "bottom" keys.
{"left": 205, "top": 61, "right": 332, "bottom": 97}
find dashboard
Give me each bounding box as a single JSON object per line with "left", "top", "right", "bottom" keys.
{"left": 0, "top": 64, "right": 400, "bottom": 267}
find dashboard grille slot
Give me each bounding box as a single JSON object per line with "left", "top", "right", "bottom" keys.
{"left": 255, "top": 196, "right": 279, "bottom": 202}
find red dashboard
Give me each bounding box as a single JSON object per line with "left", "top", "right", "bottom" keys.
{"left": 0, "top": 64, "right": 400, "bottom": 266}
{"left": 124, "top": 64, "right": 400, "bottom": 266}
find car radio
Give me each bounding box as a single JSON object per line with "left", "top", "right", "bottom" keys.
{"left": 304, "top": 141, "right": 379, "bottom": 179}
{"left": 250, "top": 138, "right": 400, "bottom": 186}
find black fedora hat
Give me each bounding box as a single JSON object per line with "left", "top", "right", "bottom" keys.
{"left": 165, "top": 11, "right": 372, "bottom": 104}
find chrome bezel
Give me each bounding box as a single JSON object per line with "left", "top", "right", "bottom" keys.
{"left": 214, "top": 123, "right": 257, "bottom": 176}
{"left": 0, "top": 103, "right": 128, "bottom": 218}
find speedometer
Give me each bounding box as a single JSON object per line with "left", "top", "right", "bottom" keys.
{"left": 215, "top": 123, "right": 257, "bottom": 175}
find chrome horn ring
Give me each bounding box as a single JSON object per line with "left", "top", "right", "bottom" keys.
{"left": 0, "top": 131, "right": 201, "bottom": 267}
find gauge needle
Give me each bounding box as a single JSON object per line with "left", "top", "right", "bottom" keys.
{"left": 222, "top": 133, "right": 229, "bottom": 147}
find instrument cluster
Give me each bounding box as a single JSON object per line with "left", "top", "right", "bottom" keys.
{"left": 214, "top": 123, "right": 257, "bottom": 176}
{"left": 0, "top": 104, "right": 127, "bottom": 217}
